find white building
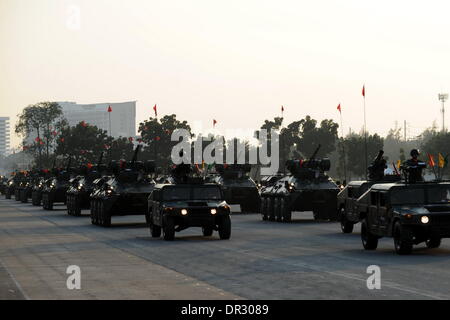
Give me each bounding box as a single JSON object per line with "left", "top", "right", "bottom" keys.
{"left": 0, "top": 117, "right": 10, "bottom": 157}
{"left": 58, "top": 101, "right": 136, "bottom": 138}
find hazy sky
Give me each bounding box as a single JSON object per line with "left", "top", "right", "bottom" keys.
{"left": 1, "top": 0, "right": 450, "bottom": 148}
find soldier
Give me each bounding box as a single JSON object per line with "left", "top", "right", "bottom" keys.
{"left": 367, "top": 150, "right": 387, "bottom": 181}
{"left": 401, "top": 149, "right": 426, "bottom": 183}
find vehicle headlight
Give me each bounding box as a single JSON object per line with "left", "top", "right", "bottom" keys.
{"left": 106, "top": 189, "right": 113, "bottom": 194}
{"left": 181, "top": 209, "right": 188, "bottom": 216}
{"left": 421, "top": 216, "right": 429, "bottom": 224}
{"left": 210, "top": 208, "right": 217, "bottom": 215}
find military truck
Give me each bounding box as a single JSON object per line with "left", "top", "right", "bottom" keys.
{"left": 337, "top": 150, "right": 401, "bottom": 233}
{"left": 90, "top": 146, "right": 156, "bottom": 227}
{"left": 67, "top": 153, "right": 106, "bottom": 216}
{"left": 41, "top": 159, "right": 73, "bottom": 210}
{"left": 356, "top": 159, "right": 450, "bottom": 254}
{"left": 357, "top": 181, "right": 450, "bottom": 254}
{"left": 147, "top": 164, "right": 231, "bottom": 241}
{"left": 211, "top": 164, "right": 260, "bottom": 213}
{"left": 260, "top": 145, "right": 340, "bottom": 222}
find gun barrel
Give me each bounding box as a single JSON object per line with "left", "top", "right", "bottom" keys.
{"left": 309, "top": 144, "right": 321, "bottom": 160}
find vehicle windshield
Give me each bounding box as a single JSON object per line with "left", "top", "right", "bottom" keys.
{"left": 390, "top": 188, "right": 425, "bottom": 205}
{"left": 163, "top": 186, "right": 222, "bottom": 200}
{"left": 427, "top": 186, "right": 450, "bottom": 204}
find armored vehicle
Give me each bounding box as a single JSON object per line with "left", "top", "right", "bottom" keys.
{"left": 147, "top": 164, "right": 231, "bottom": 240}
{"left": 67, "top": 153, "right": 106, "bottom": 216}
{"left": 5, "top": 171, "right": 23, "bottom": 200}
{"left": 260, "top": 145, "right": 340, "bottom": 222}
{"left": 90, "top": 146, "right": 156, "bottom": 227}
{"left": 31, "top": 170, "right": 51, "bottom": 206}
{"left": 0, "top": 175, "right": 8, "bottom": 195}
{"left": 41, "top": 159, "right": 73, "bottom": 210}
{"left": 18, "top": 171, "right": 38, "bottom": 203}
{"left": 14, "top": 172, "right": 28, "bottom": 201}
{"left": 337, "top": 150, "right": 401, "bottom": 233}
{"left": 211, "top": 164, "right": 260, "bottom": 213}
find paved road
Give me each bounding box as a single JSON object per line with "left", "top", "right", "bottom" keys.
{"left": 1, "top": 197, "right": 450, "bottom": 300}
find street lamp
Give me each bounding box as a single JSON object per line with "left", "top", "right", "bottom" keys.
{"left": 438, "top": 93, "right": 448, "bottom": 132}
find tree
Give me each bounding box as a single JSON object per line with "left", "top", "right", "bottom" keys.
{"left": 15, "top": 102, "right": 67, "bottom": 167}
{"left": 54, "top": 122, "right": 113, "bottom": 165}
{"left": 138, "top": 114, "right": 191, "bottom": 170}
{"left": 343, "top": 133, "right": 384, "bottom": 179}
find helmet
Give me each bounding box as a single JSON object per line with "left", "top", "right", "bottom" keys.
{"left": 410, "top": 149, "right": 419, "bottom": 157}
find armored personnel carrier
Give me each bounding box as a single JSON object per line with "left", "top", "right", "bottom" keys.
{"left": 31, "top": 169, "right": 51, "bottom": 206}
{"left": 0, "top": 175, "right": 7, "bottom": 195}
{"left": 14, "top": 171, "right": 28, "bottom": 201}
{"left": 5, "top": 171, "right": 23, "bottom": 200}
{"left": 67, "top": 153, "right": 107, "bottom": 216}
{"left": 147, "top": 163, "right": 231, "bottom": 240}
{"left": 41, "top": 158, "right": 73, "bottom": 210}
{"left": 260, "top": 145, "right": 340, "bottom": 222}
{"left": 210, "top": 164, "right": 260, "bottom": 213}
{"left": 337, "top": 150, "right": 401, "bottom": 233}
{"left": 90, "top": 146, "right": 156, "bottom": 227}
{"left": 19, "top": 170, "right": 40, "bottom": 203}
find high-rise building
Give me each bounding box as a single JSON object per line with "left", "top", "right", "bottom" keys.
{"left": 0, "top": 117, "right": 10, "bottom": 157}
{"left": 58, "top": 101, "right": 136, "bottom": 138}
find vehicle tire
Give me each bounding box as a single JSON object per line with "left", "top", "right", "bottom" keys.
{"left": 426, "top": 237, "right": 441, "bottom": 249}
{"left": 267, "top": 198, "right": 275, "bottom": 221}
{"left": 163, "top": 216, "right": 175, "bottom": 241}
{"left": 340, "top": 208, "right": 354, "bottom": 233}
{"left": 261, "top": 197, "right": 268, "bottom": 221}
{"left": 149, "top": 215, "right": 161, "bottom": 238}
{"left": 218, "top": 215, "right": 231, "bottom": 240}
{"left": 393, "top": 221, "right": 413, "bottom": 255}
{"left": 361, "top": 218, "right": 378, "bottom": 250}
{"left": 73, "top": 196, "right": 81, "bottom": 217}
{"left": 274, "top": 197, "right": 282, "bottom": 222}
{"left": 281, "top": 197, "right": 292, "bottom": 222}
{"left": 90, "top": 200, "right": 97, "bottom": 225}
{"left": 202, "top": 226, "right": 213, "bottom": 237}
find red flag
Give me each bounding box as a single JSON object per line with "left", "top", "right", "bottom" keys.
{"left": 128, "top": 137, "right": 134, "bottom": 142}
{"left": 87, "top": 163, "right": 93, "bottom": 169}
{"left": 153, "top": 104, "right": 157, "bottom": 117}
{"left": 213, "top": 119, "right": 217, "bottom": 127}
{"left": 362, "top": 85, "right": 365, "bottom": 97}
{"left": 80, "top": 121, "right": 87, "bottom": 127}
{"left": 155, "top": 136, "right": 161, "bottom": 141}
{"left": 60, "top": 138, "right": 65, "bottom": 143}
{"left": 35, "top": 137, "right": 41, "bottom": 142}
{"left": 337, "top": 104, "right": 341, "bottom": 113}
{"left": 281, "top": 105, "right": 284, "bottom": 112}
{"left": 107, "top": 105, "right": 112, "bottom": 113}
{"left": 428, "top": 153, "right": 436, "bottom": 167}
{"left": 52, "top": 131, "right": 57, "bottom": 136}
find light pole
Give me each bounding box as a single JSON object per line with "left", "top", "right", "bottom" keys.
{"left": 438, "top": 93, "right": 448, "bottom": 132}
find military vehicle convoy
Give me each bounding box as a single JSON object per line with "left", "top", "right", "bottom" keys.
{"left": 147, "top": 163, "right": 231, "bottom": 241}
{"left": 337, "top": 150, "right": 401, "bottom": 233}
{"left": 260, "top": 145, "right": 340, "bottom": 222}
{"left": 31, "top": 170, "right": 51, "bottom": 206}
{"left": 90, "top": 146, "right": 156, "bottom": 227}
{"left": 4, "top": 171, "right": 23, "bottom": 200}
{"left": 210, "top": 164, "right": 260, "bottom": 213}
{"left": 67, "top": 153, "right": 106, "bottom": 216}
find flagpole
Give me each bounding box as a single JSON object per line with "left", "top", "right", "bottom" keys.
{"left": 363, "top": 86, "right": 368, "bottom": 180}
{"left": 339, "top": 107, "right": 347, "bottom": 183}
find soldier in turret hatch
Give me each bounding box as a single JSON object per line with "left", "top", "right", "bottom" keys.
{"left": 367, "top": 150, "right": 387, "bottom": 181}
{"left": 401, "top": 149, "right": 426, "bottom": 183}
